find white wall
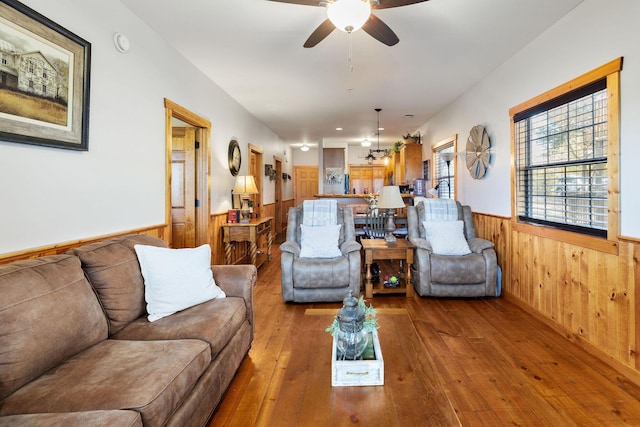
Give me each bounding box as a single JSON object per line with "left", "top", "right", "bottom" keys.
{"left": 0, "top": 0, "right": 289, "bottom": 254}
{"left": 418, "top": 0, "right": 640, "bottom": 238}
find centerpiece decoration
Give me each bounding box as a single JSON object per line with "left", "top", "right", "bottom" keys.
{"left": 326, "top": 292, "right": 378, "bottom": 360}
{"left": 365, "top": 193, "right": 378, "bottom": 215}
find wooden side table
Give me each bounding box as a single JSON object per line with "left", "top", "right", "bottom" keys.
{"left": 361, "top": 239, "right": 414, "bottom": 298}
{"left": 221, "top": 217, "right": 272, "bottom": 268}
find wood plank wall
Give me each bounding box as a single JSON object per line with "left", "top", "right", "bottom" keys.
{"left": 0, "top": 225, "right": 169, "bottom": 264}
{"left": 0, "top": 199, "right": 297, "bottom": 267}
{"left": 473, "top": 212, "right": 640, "bottom": 383}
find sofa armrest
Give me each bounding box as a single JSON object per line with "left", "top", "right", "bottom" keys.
{"left": 211, "top": 264, "right": 256, "bottom": 329}
{"left": 340, "top": 240, "right": 361, "bottom": 256}
{"left": 279, "top": 240, "right": 300, "bottom": 257}
{"left": 409, "top": 237, "right": 433, "bottom": 252}
{"left": 468, "top": 237, "right": 495, "bottom": 254}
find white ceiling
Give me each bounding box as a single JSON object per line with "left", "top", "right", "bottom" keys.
{"left": 121, "top": 0, "right": 583, "bottom": 148}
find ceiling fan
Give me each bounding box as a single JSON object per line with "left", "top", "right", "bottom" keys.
{"left": 268, "top": 0, "right": 430, "bottom": 47}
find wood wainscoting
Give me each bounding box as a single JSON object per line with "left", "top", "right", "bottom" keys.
{"left": 473, "top": 211, "right": 640, "bottom": 384}
{"left": 0, "top": 225, "right": 169, "bottom": 265}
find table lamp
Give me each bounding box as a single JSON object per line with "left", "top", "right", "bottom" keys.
{"left": 232, "top": 175, "right": 259, "bottom": 223}
{"left": 377, "top": 185, "right": 406, "bottom": 243}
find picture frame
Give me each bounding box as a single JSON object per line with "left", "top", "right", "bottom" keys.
{"left": 0, "top": 0, "right": 91, "bottom": 150}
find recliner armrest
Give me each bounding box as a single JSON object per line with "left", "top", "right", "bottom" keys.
{"left": 280, "top": 241, "right": 301, "bottom": 257}
{"left": 468, "top": 237, "right": 495, "bottom": 253}
{"left": 340, "top": 240, "right": 361, "bottom": 255}
{"left": 409, "top": 237, "right": 432, "bottom": 252}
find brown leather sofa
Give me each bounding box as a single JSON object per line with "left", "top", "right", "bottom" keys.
{"left": 0, "top": 235, "right": 255, "bottom": 427}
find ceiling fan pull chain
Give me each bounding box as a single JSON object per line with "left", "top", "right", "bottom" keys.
{"left": 348, "top": 32, "right": 354, "bottom": 73}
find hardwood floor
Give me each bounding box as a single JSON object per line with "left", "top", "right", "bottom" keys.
{"left": 209, "top": 238, "right": 640, "bottom": 426}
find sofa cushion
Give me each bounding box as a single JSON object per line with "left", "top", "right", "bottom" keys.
{"left": 70, "top": 235, "right": 167, "bottom": 334}
{"left": 111, "top": 297, "right": 247, "bottom": 360}
{"left": 134, "top": 244, "right": 226, "bottom": 322}
{"left": 0, "top": 255, "right": 107, "bottom": 400}
{"left": 0, "top": 410, "right": 142, "bottom": 427}
{"left": 0, "top": 339, "right": 210, "bottom": 427}
{"left": 292, "top": 256, "right": 350, "bottom": 289}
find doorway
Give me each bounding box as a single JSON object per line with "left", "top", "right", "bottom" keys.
{"left": 274, "top": 156, "right": 283, "bottom": 237}
{"left": 164, "top": 98, "right": 211, "bottom": 248}
{"left": 294, "top": 166, "right": 319, "bottom": 207}
{"left": 249, "top": 144, "right": 263, "bottom": 219}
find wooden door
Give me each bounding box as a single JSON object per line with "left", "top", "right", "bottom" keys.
{"left": 249, "top": 147, "right": 263, "bottom": 219}
{"left": 171, "top": 127, "right": 196, "bottom": 248}
{"left": 274, "top": 158, "right": 283, "bottom": 236}
{"left": 294, "top": 166, "right": 318, "bottom": 207}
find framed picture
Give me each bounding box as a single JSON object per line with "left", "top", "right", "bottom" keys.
{"left": 0, "top": 0, "right": 91, "bottom": 150}
{"left": 423, "top": 160, "right": 430, "bottom": 180}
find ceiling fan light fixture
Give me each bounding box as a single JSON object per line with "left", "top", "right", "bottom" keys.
{"left": 300, "top": 144, "right": 310, "bottom": 152}
{"left": 327, "top": 0, "right": 371, "bottom": 33}
{"left": 361, "top": 138, "right": 371, "bottom": 147}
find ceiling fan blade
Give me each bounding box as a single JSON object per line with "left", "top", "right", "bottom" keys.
{"left": 267, "top": 0, "right": 322, "bottom": 6}
{"left": 362, "top": 15, "right": 399, "bottom": 46}
{"left": 373, "top": 0, "right": 430, "bottom": 9}
{"left": 304, "top": 18, "right": 336, "bottom": 48}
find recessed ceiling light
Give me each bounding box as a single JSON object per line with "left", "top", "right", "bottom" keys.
{"left": 336, "top": 127, "right": 343, "bottom": 131}
{"left": 378, "top": 127, "right": 384, "bottom": 131}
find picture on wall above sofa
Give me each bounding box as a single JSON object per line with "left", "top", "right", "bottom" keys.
{"left": 0, "top": 0, "right": 91, "bottom": 150}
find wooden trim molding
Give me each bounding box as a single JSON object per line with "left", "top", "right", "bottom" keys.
{"left": 0, "top": 224, "right": 167, "bottom": 264}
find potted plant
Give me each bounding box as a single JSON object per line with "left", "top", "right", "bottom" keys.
{"left": 402, "top": 132, "right": 421, "bottom": 144}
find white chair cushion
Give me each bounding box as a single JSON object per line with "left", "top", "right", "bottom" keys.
{"left": 422, "top": 220, "right": 471, "bottom": 256}
{"left": 299, "top": 224, "right": 342, "bottom": 258}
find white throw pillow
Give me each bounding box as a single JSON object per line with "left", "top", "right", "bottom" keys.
{"left": 134, "top": 244, "right": 225, "bottom": 322}
{"left": 422, "top": 220, "right": 472, "bottom": 256}
{"left": 299, "top": 224, "right": 342, "bottom": 258}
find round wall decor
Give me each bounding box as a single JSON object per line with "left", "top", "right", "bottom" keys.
{"left": 228, "top": 139, "right": 241, "bottom": 176}
{"left": 465, "top": 125, "right": 491, "bottom": 179}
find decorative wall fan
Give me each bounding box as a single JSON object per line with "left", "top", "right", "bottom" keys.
{"left": 268, "top": 0, "right": 430, "bottom": 47}
{"left": 465, "top": 125, "right": 491, "bottom": 180}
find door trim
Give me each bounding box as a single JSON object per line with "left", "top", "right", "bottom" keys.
{"left": 164, "top": 98, "right": 211, "bottom": 247}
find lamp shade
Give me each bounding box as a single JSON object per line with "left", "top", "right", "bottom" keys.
{"left": 327, "top": 0, "right": 371, "bottom": 33}
{"left": 232, "top": 175, "right": 259, "bottom": 195}
{"left": 377, "top": 186, "right": 405, "bottom": 209}
{"left": 440, "top": 151, "right": 455, "bottom": 163}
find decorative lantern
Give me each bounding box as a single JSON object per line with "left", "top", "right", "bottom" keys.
{"left": 336, "top": 291, "right": 368, "bottom": 360}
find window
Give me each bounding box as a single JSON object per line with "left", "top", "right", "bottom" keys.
{"left": 28, "top": 61, "right": 34, "bottom": 73}
{"left": 1, "top": 54, "right": 7, "bottom": 65}
{"left": 43, "top": 70, "right": 47, "bottom": 79}
{"left": 42, "top": 84, "right": 47, "bottom": 94}
{"left": 432, "top": 135, "right": 457, "bottom": 199}
{"left": 510, "top": 58, "right": 622, "bottom": 241}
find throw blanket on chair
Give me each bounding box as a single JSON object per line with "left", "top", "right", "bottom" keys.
{"left": 303, "top": 199, "right": 337, "bottom": 226}
{"left": 421, "top": 198, "right": 458, "bottom": 221}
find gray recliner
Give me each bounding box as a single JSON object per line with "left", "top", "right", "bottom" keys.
{"left": 280, "top": 203, "right": 362, "bottom": 302}
{"left": 408, "top": 200, "right": 498, "bottom": 297}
